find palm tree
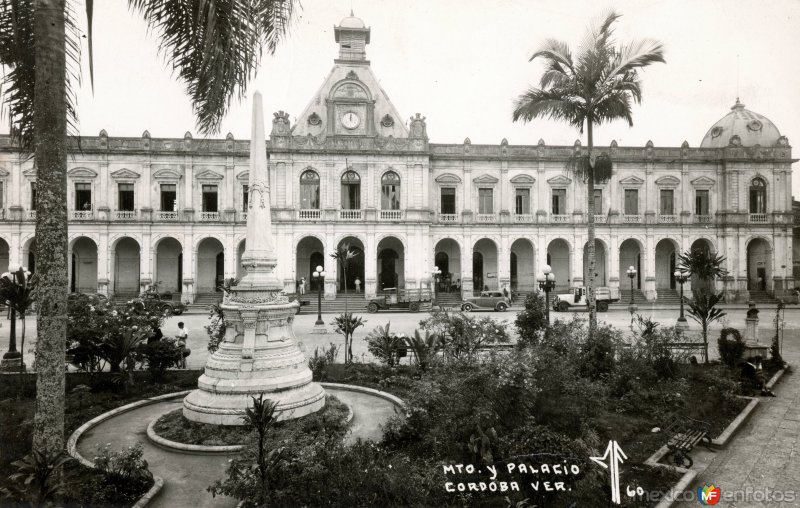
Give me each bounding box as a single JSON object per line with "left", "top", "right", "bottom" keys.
{"left": 1, "top": 0, "right": 295, "bottom": 452}
{"left": 512, "top": 11, "right": 665, "bottom": 339}
{"left": 330, "top": 243, "right": 358, "bottom": 313}
{"left": 687, "top": 292, "right": 726, "bottom": 364}
{"left": 678, "top": 248, "right": 728, "bottom": 297}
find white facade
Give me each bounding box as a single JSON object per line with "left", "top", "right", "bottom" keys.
{"left": 0, "top": 15, "right": 795, "bottom": 303}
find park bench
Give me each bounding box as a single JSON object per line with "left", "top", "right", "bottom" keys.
{"left": 663, "top": 414, "right": 712, "bottom": 468}
{"left": 666, "top": 341, "right": 706, "bottom": 362}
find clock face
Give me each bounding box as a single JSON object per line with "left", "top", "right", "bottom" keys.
{"left": 341, "top": 111, "right": 361, "bottom": 130}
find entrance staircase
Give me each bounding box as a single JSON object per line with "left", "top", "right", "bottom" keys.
{"left": 615, "top": 289, "right": 647, "bottom": 307}
{"left": 748, "top": 290, "right": 778, "bottom": 305}
{"left": 434, "top": 292, "right": 462, "bottom": 309}
{"left": 297, "top": 293, "right": 369, "bottom": 315}
{"left": 653, "top": 289, "right": 684, "bottom": 305}
{"left": 185, "top": 292, "right": 222, "bottom": 313}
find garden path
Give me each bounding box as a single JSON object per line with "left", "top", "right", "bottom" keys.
{"left": 674, "top": 330, "right": 800, "bottom": 507}
{"left": 76, "top": 387, "right": 399, "bottom": 508}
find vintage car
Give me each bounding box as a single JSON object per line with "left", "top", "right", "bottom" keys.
{"left": 367, "top": 288, "right": 433, "bottom": 313}
{"left": 141, "top": 292, "right": 186, "bottom": 316}
{"left": 461, "top": 291, "right": 510, "bottom": 312}
{"left": 552, "top": 286, "right": 617, "bottom": 312}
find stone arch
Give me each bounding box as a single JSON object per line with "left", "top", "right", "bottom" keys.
{"left": 619, "top": 238, "right": 643, "bottom": 290}
{"left": 655, "top": 238, "right": 680, "bottom": 290}
{"left": 473, "top": 238, "right": 499, "bottom": 292}
{"left": 510, "top": 238, "right": 536, "bottom": 291}
{"left": 434, "top": 238, "right": 462, "bottom": 292}
{"left": 377, "top": 236, "right": 405, "bottom": 291}
{"left": 196, "top": 237, "right": 225, "bottom": 293}
{"left": 296, "top": 236, "right": 325, "bottom": 292}
{"left": 0, "top": 236, "right": 9, "bottom": 274}
{"left": 583, "top": 238, "right": 608, "bottom": 287}
{"left": 547, "top": 238, "right": 571, "bottom": 290}
{"left": 22, "top": 237, "right": 36, "bottom": 273}
{"left": 746, "top": 236, "right": 773, "bottom": 291}
{"left": 112, "top": 237, "right": 140, "bottom": 294}
{"left": 329, "top": 80, "right": 372, "bottom": 101}
{"left": 154, "top": 236, "right": 183, "bottom": 293}
{"left": 69, "top": 236, "right": 98, "bottom": 293}
{"left": 335, "top": 236, "right": 365, "bottom": 292}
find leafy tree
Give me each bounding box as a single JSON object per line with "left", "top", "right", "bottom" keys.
{"left": 329, "top": 243, "right": 358, "bottom": 314}
{"left": 512, "top": 11, "right": 664, "bottom": 340}
{"left": 678, "top": 248, "right": 728, "bottom": 297}
{"left": 404, "top": 329, "right": 440, "bottom": 372}
{"left": 240, "top": 395, "right": 286, "bottom": 506}
{"left": 364, "top": 322, "right": 403, "bottom": 367}
{"left": 515, "top": 293, "right": 548, "bottom": 346}
{"left": 687, "top": 292, "right": 726, "bottom": 364}
{"left": 0, "top": 0, "right": 295, "bottom": 452}
{"left": 419, "top": 308, "right": 509, "bottom": 361}
{"left": 0, "top": 266, "right": 37, "bottom": 376}
{"left": 331, "top": 312, "right": 365, "bottom": 365}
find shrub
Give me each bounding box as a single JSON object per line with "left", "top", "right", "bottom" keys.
{"left": 718, "top": 328, "right": 746, "bottom": 367}
{"left": 419, "top": 309, "right": 509, "bottom": 361}
{"left": 515, "top": 293, "right": 548, "bottom": 346}
{"left": 135, "top": 338, "right": 183, "bottom": 380}
{"left": 579, "top": 325, "right": 617, "bottom": 380}
{"left": 0, "top": 449, "right": 74, "bottom": 505}
{"left": 331, "top": 312, "right": 365, "bottom": 365}
{"left": 403, "top": 329, "right": 440, "bottom": 371}
{"left": 364, "top": 322, "right": 404, "bottom": 367}
{"left": 308, "top": 342, "right": 340, "bottom": 381}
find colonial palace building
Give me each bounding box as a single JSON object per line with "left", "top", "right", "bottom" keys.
{"left": 0, "top": 14, "right": 796, "bottom": 304}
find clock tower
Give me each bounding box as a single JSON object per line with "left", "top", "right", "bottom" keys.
{"left": 335, "top": 10, "right": 371, "bottom": 64}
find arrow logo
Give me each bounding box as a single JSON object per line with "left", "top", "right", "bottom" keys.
{"left": 590, "top": 440, "right": 628, "bottom": 504}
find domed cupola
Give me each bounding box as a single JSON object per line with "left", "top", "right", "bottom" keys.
{"left": 700, "top": 99, "right": 782, "bottom": 148}
{"left": 335, "top": 11, "right": 370, "bottom": 63}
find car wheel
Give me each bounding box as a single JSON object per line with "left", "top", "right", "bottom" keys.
{"left": 367, "top": 302, "right": 379, "bottom": 313}
{"left": 462, "top": 303, "right": 473, "bottom": 312}
{"left": 162, "top": 306, "right": 173, "bottom": 317}
{"left": 496, "top": 302, "right": 507, "bottom": 312}
{"left": 597, "top": 301, "right": 609, "bottom": 313}
{"left": 557, "top": 301, "right": 569, "bottom": 312}
{"left": 409, "top": 302, "right": 420, "bottom": 312}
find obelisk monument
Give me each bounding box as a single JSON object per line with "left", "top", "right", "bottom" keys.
{"left": 183, "top": 92, "right": 325, "bottom": 424}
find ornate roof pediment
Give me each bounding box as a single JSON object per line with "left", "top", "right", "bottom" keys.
{"left": 547, "top": 174, "right": 572, "bottom": 186}
{"left": 68, "top": 167, "right": 98, "bottom": 179}
{"left": 435, "top": 173, "right": 462, "bottom": 184}
{"left": 194, "top": 169, "right": 224, "bottom": 181}
{"left": 236, "top": 170, "right": 249, "bottom": 182}
{"left": 152, "top": 168, "right": 183, "bottom": 180}
{"left": 473, "top": 174, "right": 499, "bottom": 184}
{"left": 510, "top": 174, "right": 535, "bottom": 184}
{"left": 691, "top": 176, "right": 716, "bottom": 188}
{"left": 619, "top": 175, "right": 644, "bottom": 186}
{"left": 110, "top": 168, "right": 141, "bottom": 180}
{"left": 655, "top": 175, "right": 680, "bottom": 186}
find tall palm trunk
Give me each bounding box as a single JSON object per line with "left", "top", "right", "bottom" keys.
{"left": 586, "top": 120, "right": 597, "bottom": 338}
{"left": 32, "top": 0, "right": 68, "bottom": 452}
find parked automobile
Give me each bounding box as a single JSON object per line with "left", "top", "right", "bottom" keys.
{"left": 367, "top": 288, "right": 432, "bottom": 313}
{"left": 552, "top": 286, "right": 617, "bottom": 312}
{"left": 142, "top": 292, "right": 186, "bottom": 316}
{"left": 461, "top": 291, "right": 510, "bottom": 312}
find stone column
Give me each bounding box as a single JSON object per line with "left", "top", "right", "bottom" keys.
{"left": 644, "top": 235, "right": 657, "bottom": 300}
{"left": 97, "top": 233, "right": 110, "bottom": 296}
{"left": 365, "top": 232, "right": 377, "bottom": 298}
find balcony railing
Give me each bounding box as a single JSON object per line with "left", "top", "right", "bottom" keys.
{"left": 439, "top": 213, "right": 458, "bottom": 223}
{"left": 71, "top": 210, "right": 93, "bottom": 220}
{"left": 379, "top": 210, "right": 403, "bottom": 221}
{"left": 115, "top": 210, "right": 136, "bottom": 221}
{"left": 694, "top": 215, "right": 712, "bottom": 224}
{"left": 339, "top": 209, "right": 362, "bottom": 221}
{"left": 298, "top": 209, "right": 321, "bottom": 220}
{"left": 551, "top": 214, "right": 570, "bottom": 224}
{"left": 592, "top": 214, "right": 607, "bottom": 224}
{"left": 200, "top": 212, "right": 219, "bottom": 222}
{"left": 239, "top": 211, "right": 247, "bottom": 222}
{"left": 157, "top": 211, "right": 179, "bottom": 221}
{"left": 26, "top": 210, "right": 37, "bottom": 221}
{"left": 749, "top": 213, "right": 768, "bottom": 223}
{"left": 623, "top": 214, "right": 642, "bottom": 224}
{"left": 476, "top": 214, "right": 495, "bottom": 223}
{"left": 514, "top": 214, "right": 534, "bottom": 223}
{"left": 658, "top": 214, "right": 677, "bottom": 224}
{"left": 0, "top": 209, "right": 5, "bottom": 220}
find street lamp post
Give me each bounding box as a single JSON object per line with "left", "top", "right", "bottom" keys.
{"left": 431, "top": 266, "right": 442, "bottom": 306}
{"left": 537, "top": 264, "right": 556, "bottom": 324}
{"left": 674, "top": 269, "right": 690, "bottom": 331}
{"left": 311, "top": 265, "right": 327, "bottom": 334}
{"left": 626, "top": 266, "right": 638, "bottom": 315}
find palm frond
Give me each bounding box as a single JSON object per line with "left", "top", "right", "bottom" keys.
{"left": 606, "top": 38, "right": 665, "bottom": 79}
{"left": 512, "top": 88, "right": 585, "bottom": 130}
{"left": 128, "top": 0, "right": 295, "bottom": 134}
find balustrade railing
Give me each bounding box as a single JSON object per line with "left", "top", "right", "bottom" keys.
{"left": 749, "top": 213, "right": 768, "bottom": 223}
{"left": 298, "top": 209, "right": 321, "bottom": 220}
{"left": 694, "top": 215, "right": 712, "bottom": 224}
{"left": 379, "top": 210, "right": 403, "bottom": 220}
{"left": 439, "top": 213, "right": 458, "bottom": 223}
{"left": 26, "top": 210, "right": 36, "bottom": 220}
{"left": 551, "top": 214, "right": 570, "bottom": 224}
{"left": 200, "top": 212, "right": 219, "bottom": 221}
{"left": 71, "top": 210, "right": 94, "bottom": 220}
{"left": 658, "top": 214, "right": 677, "bottom": 224}
{"left": 514, "top": 214, "right": 534, "bottom": 223}
{"left": 157, "top": 211, "right": 179, "bottom": 221}
{"left": 623, "top": 214, "right": 642, "bottom": 224}
{"left": 339, "top": 209, "right": 362, "bottom": 220}
{"left": 114, "top": 210, "right": 136, "bottom": 221}
{"left": 592, "top": 214, "right": 607, "bottom": 224}
{"left": 476, "top": 214, "right": 495, "bottom": 223}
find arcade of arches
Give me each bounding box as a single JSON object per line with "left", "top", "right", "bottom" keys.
{"left": 0, "top": 232, "right": 791, "bottom": 304}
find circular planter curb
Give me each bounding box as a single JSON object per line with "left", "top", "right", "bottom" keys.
{"left": 146, "top": 389, "right": 360, "bottom": 454}
{"left": 319, "top": 381, "right": 408, "bottom": 415}
{"left": 66, "top": 389, "right": 192, "bottom": 507}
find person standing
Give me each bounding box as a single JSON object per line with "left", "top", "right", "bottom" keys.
{"left": 300, "top": 277, "right": 306, "bottom": 295}
{"left": 354, "top": 277, "right": 362, "bottom": 293}
{"left": 176, "top": 322, "right": 190, "bottom": 368}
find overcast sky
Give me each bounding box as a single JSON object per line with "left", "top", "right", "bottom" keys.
{"left": 18, "top": 0, "right": 800, "bottom": 194}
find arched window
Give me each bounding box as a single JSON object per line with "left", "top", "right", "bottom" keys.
{"left": 341, "top": 170, "right": 361, "bottom": 210}
{"left": 300, "top": 170, "right": 320, "bottom": 209}
{"left": 749, "top": 177, "right": 766, "bottom": 214}
{"left": 381, "top": 171, "right": 401, "bottom": 210}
